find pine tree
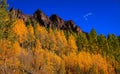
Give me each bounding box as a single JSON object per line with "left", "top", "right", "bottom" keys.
{"left": 0, "top": 0, "right": 7, "bottom": 9}
{"left": 97, "top": 34, "right": 109, "bottom": 55}
{"left": 76, "top": 33, "right": 88, "bottom": 51}
{"left": 107, "top": 34, "right": 119, "bottom": 54}
{"left": 0, "top": 0, "right": 10, "bottom": 39}
{"left": 88, "top": 29, "right": 98, "bottom": 53}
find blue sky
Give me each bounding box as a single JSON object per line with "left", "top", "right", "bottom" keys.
{"left": 7, "top": 0, "right": 120, "bottom": 36}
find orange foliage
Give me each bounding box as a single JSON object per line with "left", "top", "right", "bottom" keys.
{"left": 67, "top": 35, "right": 77, "bottom": 53}
{"left": 0, "top": 39, "right": 21, "bottom": 73}
{"left": 63, "top": 52, "right": 77, "bottom": 69}
{"left": 48, "top": 29, "right": 57, "bottom": 51}
{"left": 78, "top": 52, "right": 92, "bottom": 71}
{"left": 35, "top": 24, "right": 49, "bottom": 49}
{"left": 92, "top": 54, "right": 108, "bottom": 74}
{"left": 55, "top": 30, "right": 67, "bottom": 55}
{"left": 0, "top": 19, "right": 117, "bottom": 74}
{"left": 12, "top": 19, "right": 28, "bottom": 43}
{"left": 27, "top": 25, "right": 35, "bottom": 40}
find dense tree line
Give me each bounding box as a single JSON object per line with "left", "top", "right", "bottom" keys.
{"left": 0, "top": 0, "right": 120, "bottom": 74}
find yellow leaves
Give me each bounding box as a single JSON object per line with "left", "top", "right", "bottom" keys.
{"left": 0, "top": 39, "right": 12, "bottom": 59}
{"left": 55, "top": 30, "right": 67, "bottom": 55}
{"left": 92, "top": 54, "right": 108, "bottom": 73}
{"left": 67, "top": 35, "right": 77, "bottom": 53}
{"left": 0, "top": 39, "right": 21, "bottom": 72}
{"left": 44, "top": 50, "right": 62, "bottom": 73}
{"left": 27, "top": 25, "right": 35, "bottom": 40}
{"left": 63, "top": 52, "right": 77, "bottom": 68}
{"left": 36, "top": 24, "right": 49, "bottom": 49}
{"left": 0, "top": 39, "right": 21, "bottom": 59}
{"left": 62, "top": 51, "right": 112, "bottom": 74}
{"left": 36, "top": 24, "right": 48, "bottom": 37}
{"left": 56, "top": 30, "right": 67, "bottom": 45}
{"left": 78, "top": 52, "right": 109, "bottom": 74}
{"left": 0, "top": 19, "right": 117, "bottom": 74}
{"left": 12, "top": 19, "right": 28, "bottom": 43}
{"left": 48, "top": 29, "right": 57, "bottom": 51}
{"left": 78, "top": 52, "right": 92, "bottom": 71}
{"left": 35, "top": 39, "right": 42, "bottom": 50}
{"left": 13, "top": 41, "right": 21, "bottom": 56}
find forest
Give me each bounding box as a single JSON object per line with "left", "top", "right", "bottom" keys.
{"left": 0, "top": 0, "right": 120, "bottom": 74}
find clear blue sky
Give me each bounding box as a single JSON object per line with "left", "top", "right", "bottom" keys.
{"left": 7, "top": 0, "right": 120, "bottom": 36}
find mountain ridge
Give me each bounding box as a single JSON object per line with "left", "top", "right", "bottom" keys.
{"left": 9, "top": 8, "right": 82, "bottom": 34}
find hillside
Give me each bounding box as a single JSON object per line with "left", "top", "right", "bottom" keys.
{"left": 9, "top": 8, "right": 82, "bottom": 34}
{"left": 0, "top": 0, "right": 120, "bottom": 74}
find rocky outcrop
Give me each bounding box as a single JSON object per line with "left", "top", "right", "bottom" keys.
{"left": 9, "top": 8, "right": 32, "bottom": 22}
{"left": 61, "top": 20, "right": 81, "bottom": 34}
{"left": 33, "top": 9, "right": 52, "bottom": 28}
{"left": 65, "top": 20, "right": 76, "bottom": 30}
{"left": 49, "top": 15, "right": 82, "bottom": 34}
{"left": 9, "top": 8, "right": 82, "bottom": 34}
{"left": 50, "top": 14, "right": 65, "bottom": 28}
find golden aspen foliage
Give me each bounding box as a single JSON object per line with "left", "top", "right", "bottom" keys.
{"left": 55, "top": 30, "right": 67, "bottom": 55}
{"left": 0, "top": 10, "right": 118, "bottom": 74}
{"left": 13, "top": 41, "right": 21, "bottom": 56}
{"left": 32, "top": 39, "right": 43, "bottom": 70}
{"left": 0, "top": 39, "right": 13, "bottom": 61}
{"left": 105, "top": 56, "right": 117, "bottom": 74}
{"left": 63, "top": 53, "right": 77, "bottom": 68}
{"left": 62, "top": 52, "right": 77, "bottom": 74}
{"left": 77, "top": 52, "right": 113, "bottom": 74}
{"left": 12, "top": 19, "right": 28, "bottom": 43}
{"left": 48, "top": 28, "right": 57, "bottom": 51}
{"left": 27, "top": 25, "right": 35, "bottom": 40}
{"left": 0, "top": 1, "right": 120, "bottom": 73}
{"left": 92, "top": 54, "right": 108, "bottom": 74}
{"left": 35, "top": 24, "right": 49, "bottom": 49}
{"left": 35, "top": 39, "right": 42, "bottom": 50}
{"left": 61, "top": 31, "right": 67, "bottom": 44}
{"left": 67, "top": 35, "right": 77, "bottom": 53}
{"left": 0, "top": 39, "right": 11, "bottom": 67}
{"left": 43, "top": 50, "right": 62, "bottom": 74}
{"left": 78, "top": 52, "right": 92, "bottom": 72}
{"left": 0, "top": 39, "right": 21, "bottom": 73}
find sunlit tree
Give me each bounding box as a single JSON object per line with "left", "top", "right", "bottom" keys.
{"left": 67, "top": 35, "right": 77, "bottom": 54}
{"left": 12, "top": 19, "right": 28, "bottom": 43}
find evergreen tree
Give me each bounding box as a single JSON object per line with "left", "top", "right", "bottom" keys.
{"left": 107, "top": 34, "right": 119, "bottom": 53}
{"left": 118, "top": 36, "right": 120, "bottom": 46}
{"left": 89, "top": 28, "right": 97, "bottom": 43}
{"left": 97, "top": 34, "right": 109, "bottom": 55}
{"left": 88, "top": 29, "right": 98, "bottom": 53}
{"left": 0, "top": 0, "right": 7, "bottom": 9}
{"left": 0, "top": 0, "right": 9, "bottom": 38}
{"left": 76, "top": 33, "right": 88, "bottom": 51}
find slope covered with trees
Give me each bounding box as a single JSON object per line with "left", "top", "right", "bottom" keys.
{"left": 0, "top": 0, "right": 120, "bottom": 74}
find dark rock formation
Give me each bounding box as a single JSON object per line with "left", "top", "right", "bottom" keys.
{"left": 50, "top": 14, "right": 65, "bottom": 28}
{"left": 60, "top": 20, "right": 82, "bottom": 34}
{"left": 9, "top": 8, "right": 82, "bottom": 34}
{"left": 74, "top": 26, "right": 82, "bottom": 34}
{"left": 65, "top": 20, "right": 76, "bottom": 30}
{"left": 9, "top": 8, "right": 32, "bottom": 22}
{"left": 33, "top": 9, "right": 52, "bottom": 28}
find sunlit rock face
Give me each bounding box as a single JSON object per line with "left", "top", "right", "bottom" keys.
{"left": 9, "top": 8, "right": 82, "bottom": 34}
{"left": 33, "top": 9, "right": 53, "bottom": 28}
